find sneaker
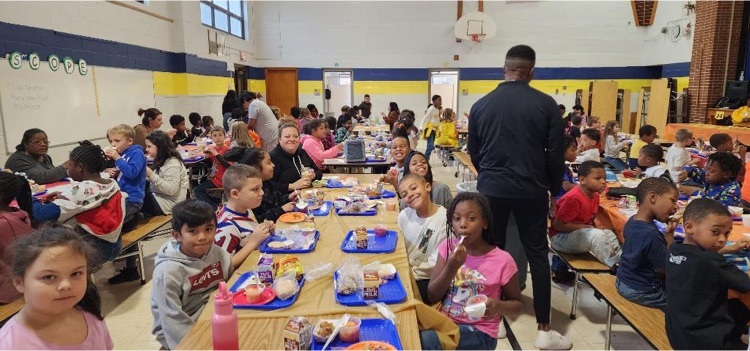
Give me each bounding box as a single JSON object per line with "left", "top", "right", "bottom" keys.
{"left": 108, "top": 267, "right": 140, "bottom": 285}
{"left": 497, "top": 318, "right": 507, "bottom": 339}
{"left": 534, "top": 329, "right": 573, "bottom": 350}
{"left": 552, "top": 269, "right": 575, "bottom": 284}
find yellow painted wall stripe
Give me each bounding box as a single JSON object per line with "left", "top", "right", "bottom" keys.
{"left": 248, "top": 79, "right": 266, "bottom": 95}
{"left": 299, "top": 81, "right": 323, "bottom": 94}
{"left": 153, "top": 72, "right": 232, "bottom": 96}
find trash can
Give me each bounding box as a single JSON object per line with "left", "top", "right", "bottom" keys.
{"left": 456, "top": 181, "right": 477, "bottom": 193}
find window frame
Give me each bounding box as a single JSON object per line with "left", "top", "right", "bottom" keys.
{"left": 200, "top": 0, "right": 245, "bottom": 39}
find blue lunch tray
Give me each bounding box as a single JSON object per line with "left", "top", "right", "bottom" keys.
{"left": 334, "top": 271, "right": 406, "bottom": 306}
{"left": 326, "top": 180, "right": 352, "bottom": 188}
{"left": 229, "top": 272, "right": 304, "bottom": 310}
{"left": 366, "top": 156, "right": 387, "bottom": 163}
{"left": 368, "top": 190, "right": 396, "bottom": 199}
{"left": 311, "top": 318, "right": 403, "bottom": 350}
{"left": 309, "top": 201, "right": 333, "bottom": 216}
{"left": 259, "top": 231, "right": 320, "bottom": 254}
{"left": 605, "top": 170, "right": 618, "bottom": 182}
{"left": 341, "top": 229, "right": 398, "bottom": 253}
{"left": 336, "top": 206, "right": 378, "bottom": 216}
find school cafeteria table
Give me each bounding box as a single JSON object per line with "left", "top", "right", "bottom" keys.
{"left": 664, "top": 123, "right": 750, "bottom": 145}
{"left": 176, "top": 174, "right": 428, "bottom": 350}
{"left": 596, "top": 183, "right": 750, "bottom": 307}
{"left": 322, "top": 157, "right": 392, "bottom": 174}
{"left": 352, "top": 124, "right": 390, "bottom": 134}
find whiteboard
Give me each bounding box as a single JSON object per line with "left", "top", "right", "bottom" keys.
{"left": 0, "top": 64, "right": 155, "bottom": 153}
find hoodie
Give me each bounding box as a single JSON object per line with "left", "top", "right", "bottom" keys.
{"left": 268, "top": 143, "right": 322, "bottom": 192}
{"left": 115, "top": 144, "right": 147, "bottom": 204}
{"left": 300, "top": 134, "right": 342, "bottom": 170}
{"left": 150, "top": 240, "right": 233, "bottom": 350}
{"left": 0, "top": 209, "right": 33, "bottom": 303}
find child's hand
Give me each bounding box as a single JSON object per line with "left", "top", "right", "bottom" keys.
{"left": 288, "top": 190, "right": 299, "bottom": 202}
{"left": 104, "top": 147, "right": 121, "bottom": 160}
{"left": 290, "top": 177, "right": 311, "bottom": 190}
{"left": 282, "top": 202, "right": 296, "bottom": 212}
{"left": 145, "top": 167, "right": 153, "bottom": 178}
{"left": 167, "top": 129, "right": 177, "bottom": 138}
{"left": 105, "top": 168, "right": 119, "bottom": 178}
{"left": 447, "top": 242, "right": 467, "bottom": 269}
{"left": 720, "top": 239, "right": 750, "bottom": 254}
{"left": 677, "top": 170, "right": 688, "bottom": 182}
{"left": 679, "top": 185, "right": 700, "bottom": 196}
{"left": 62, "top": 160, "right": 71, "bottom": 170}
{"left": 633, "top": 168, "right": 643, "bottom": 177}
{"left": 484, "top": 298, "right": 502, "bottom": 319}
{"left": 42, "top": 191, "right": 66, "bottom": 203}
{"left": 665, "top": 217, "right": 680, "bottom": 235}
{"left": 203, "top": 146, "right": 218, "bottom": 157}
{"left": 243, "top": 221, "right": 273, "bottom": 247}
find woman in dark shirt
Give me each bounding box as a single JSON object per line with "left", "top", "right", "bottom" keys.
{"left": 269, "top": 123, "right": 321, "bottom": 192}
{"left": 4, "top": 128, "right": 68, "bottom": 184}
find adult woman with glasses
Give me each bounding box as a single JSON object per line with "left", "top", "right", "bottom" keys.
{"left": 4, "top": 128, "right": 69, "bottom": 184}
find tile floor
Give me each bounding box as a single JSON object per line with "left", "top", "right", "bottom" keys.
{"left": 95, "top": 148, "right": 651, "bottom": 350}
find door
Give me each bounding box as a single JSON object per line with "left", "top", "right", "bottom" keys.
{"left": 265, "top": 68, "right": 299, "bottom": 114}
{"left": 323, "top": 70, "right": 353, "bottom": 115}
{"left": 234, "top": 66, "right": 248, "bottom": 93}
{"left": 429, "top": 70, "right": 459, "bottom": 113}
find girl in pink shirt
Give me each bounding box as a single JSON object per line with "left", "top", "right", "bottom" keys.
{"left": 420, "top": 192, "right": 523, "bottom": 350}
{"left": 300, "top": 119, "right": 343, "bottom": 170}
{"left": 0, "top": 226, "right": 113, "bottom": 350}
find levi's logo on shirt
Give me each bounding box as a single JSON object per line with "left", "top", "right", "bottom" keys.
{"left": 669, "top": 253, "right": 687, "bottom": 265}
{"left": 189, "top": 261, "right": 225, "bottom": 291}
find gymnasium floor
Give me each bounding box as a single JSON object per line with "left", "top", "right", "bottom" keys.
{"left": 96, "top": 145, "right": 651, "bottom": 350}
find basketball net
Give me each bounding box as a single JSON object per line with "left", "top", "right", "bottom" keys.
{"left": 470, "top": 34, "right": 486, "bottom": 43}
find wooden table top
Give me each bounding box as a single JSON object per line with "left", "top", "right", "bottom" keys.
{"left": 352, "top": 124, "right": 390, "bottom": 134}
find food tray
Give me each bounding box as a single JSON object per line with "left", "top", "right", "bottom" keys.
{"left": 309, "top": 201, "right": 333, "bottom": 216}
{"left": 326, "top": 180, "right": 353, "bottom": 189}
{"left": 340, "top": 230, "right": 397, "bottom": 253}
{"left": 229, "top": 272, "right": 304, "bottom": 310}
{"left": 259, "top": 231, "right": 320, "bottom": 254}
{"left": 336, "top": 206, "right": 378, "bottom": 216}
{"left": 366, "top": 156, "right": 387, "bottom": 163}
{"left": 367, "top": 190, "right": 396, "bottom": 200}
{"left": 311, "top": 318, "right": 403, "bottom": 350}
{"left": 333, "top": 272, "right": 406, "bottom": 306}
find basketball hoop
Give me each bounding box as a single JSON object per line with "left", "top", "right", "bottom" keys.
{"left": 470, "top": 34, "right": 486, "bottom": 43}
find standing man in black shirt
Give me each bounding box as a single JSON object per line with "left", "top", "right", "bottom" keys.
{"left": 468, "top": 44, "right": 568, "bottom": 349}
{"left": 358, "top": 94, "right": 372, "bottom": 120}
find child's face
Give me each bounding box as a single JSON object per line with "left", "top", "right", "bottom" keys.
{"left": 232, "top": 177, "right": 264, "bottom": 210}
{"left": 684, "top": 214, "right": 732, "bottom": 252}
{"left": 391, "top": 138, "right": 409, "bottom": 164}
{"left": 398, "top": 177, "right": 432, "bottom": 211}
{"left": 579, "top": 168, "right": 607, "bottom": 193}
{"left": 580, "top": 134, "right": 596, "bottom": 149}
{"left": 109, "top": 133, "right": 133, "bottom": 154}
{"left": 564, "top": 143, "right": 577, "bottom": 162}
{"left": 66, "top": 160, "right": 84, "bottom": 181}
{"left": 704, "top": 160, "right": 730, "bottom": 184}
{"left": 173, "top": 222, "right": 216, "bottom": 258}
{"left": 313, "top": 125, "right": 327, "bottom": 139}
{"left": 612, "top": 124, "right": 620, "bottom": 133}
{"left": 644, "top": 189, "right": 679, "bottom": 223}
{"left": 642, "top": 133, "right": 656, "bottom": 143}
{"left": 717, "top": 140, "right": 734, "bottom": 152}
{"left": 344, "top": 120, "right": 352, "bottom": 129}
{"left": 211, "top": 131, "right": 225, "bottom": 146}
{"left": 451, "top": 200, "right": 488, "bottom": 248}
{"left": 174, "top": 121, "right": 187, "bottom": 132}
{"left": 259, "top": 152, "right": 275, "bottom": 181}
{"left": 591, "top": 121, "right": 602, "bottom": 129}
{"left": 637, "top": 150, "right": 655, "bottom": 167}
{"left": 194, "top": 119, "right": 202, "bottom": 127}
{"left": 408, "top": 154, "right": 429, "bottom": 178}
{"left": 145, "top": 139, "right": 158, "bottom": 159}
{"left": 13, "top": 245, "right": 87, "bottom": 316}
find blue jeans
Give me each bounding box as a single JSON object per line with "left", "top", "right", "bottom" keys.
{"left": 605, "top": 156, "right": 628, "bottom": 172}
{"left": 420, "top": 325, "right": 497, "bottom": 350}
{"left": 424, "top": 130, "right": 436, "bottom": 160}
{"left": 193, "top": 179, "right": 221, "bottom": 209}
{"left": 616, "top": 279, "right": 666, "bottom": 310}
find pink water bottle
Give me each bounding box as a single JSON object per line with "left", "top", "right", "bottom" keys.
{"left": 212, "top": 282, "right": 239, "bottom": 350}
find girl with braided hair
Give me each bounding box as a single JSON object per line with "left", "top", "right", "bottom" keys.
{"left": 33, "top": 141, "right": 126, "bottom": 264}
{"left": 0, "top": 171, "right": 35, "bottom": 303}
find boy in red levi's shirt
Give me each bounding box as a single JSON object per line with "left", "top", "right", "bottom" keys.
{"left": 549, "top": 160, "right": 622, "bottom": 267}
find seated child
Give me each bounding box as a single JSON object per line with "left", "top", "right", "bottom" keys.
{"left": 616, "top": 178, "right": 678, "bottom": 309}
{"left": 680, "top": 152, "right": 742, "bottom": 207}
{"left": 322, "top": 117, "right": 337, "bottom": 151}
{"left": 710, "top": 133, "right": 746, "bottom": 183}
{"left": 666, "top": 128, "right": 698, "bottom": 183}
{"left": 0, "top": 226, "right": 113, "bottom": 349}
{"left": 435, "top": 108, "right": 458, "bottom": 148}
{"left": 586, "top": 116, "right": 604, "bottom": 154}
{"left": 189, "top": 112, "right": 203, "bottom": 140}
{"left": 666, "top": 198, "right": 750, "bottom": 350}
{"left": 550, "top": 135, "right": 578, "bottom": 284}
{"left": 335, "top": 114, "right": 352, "bottom": 143}
{"left": 402, "top": 151, "right": 453, "bottom": 208}
{"left": 229, "top": 121, "right": 256, "bottom": 149}
{"left": 300, "top": 119, "right": 343, "bottom": 170}
{"left": 0, "top": 172, "right": 34, "bottom": 304}
{"left": 383, "top": 134, "right": 412, "bottom": 189}
{"left": 151, "top": 200, "right": 233, "bottom": 350}
{"left": 142, "top": 131, "right": 189, "bottom": 216}
{"left": 574, "top": 128, "right": 601, "bottom": 163}
{"left": 225, "top": 147, "right": 297, "bottom": 222}
{"left": 420, "top": 192, "right": 523, "bottom": 351}
{"left": 628, "top": 125, "right": 657, "bottom": 169}
{"left": 603, "top": 121, "right": 632, "bottom": 172}
{"left": 397, "top": 174, "right": 448, "bottom": 304}
{"left": 193, "top": 126, "right": 230, "bottom": 209}
{"left": 169, "top": 114, "right": 194, "bottom": 146}
{"left": 400, "top": 110, "right": 420, "bottom": 150}
{"left": 200, "top": 115, "right": 214, "bottom": 137}
{"left": 568, "top": 115, "right": 582, "bottom": 143}
{"left": 214, "top": 164, "right": 273, "bottom": 269}
{"left": 634, "top": 144, "right": 668, "bottom": 179}
{"left": 550, "top": 161, "right": 621, "bottom": 267}
{"left": 34, "top": 142, "right": 126, "bottom": 265}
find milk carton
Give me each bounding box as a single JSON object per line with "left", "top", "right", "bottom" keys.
{"left": 283, "top": 316, "right": 313, "bottom": 350}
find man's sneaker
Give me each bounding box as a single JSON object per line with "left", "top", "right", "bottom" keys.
{"left": 552, "top": 269, "right": 575, "bottom": 284}
{"left": 497, "top": 318, "right": 507, "bottom": 339}
{"left": 534, "top": 329, "right": 573, "bottom": 350}
{"left": 108, "top": 267, "right": 140, "bottom": 285}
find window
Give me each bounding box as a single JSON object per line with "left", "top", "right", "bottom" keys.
{"left": 200, "top": 0, "right": 245, "bottom": 39}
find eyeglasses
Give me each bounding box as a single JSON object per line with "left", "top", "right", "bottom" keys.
{"left": 29, "top": 139, "right": 49, "bottom": 145}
